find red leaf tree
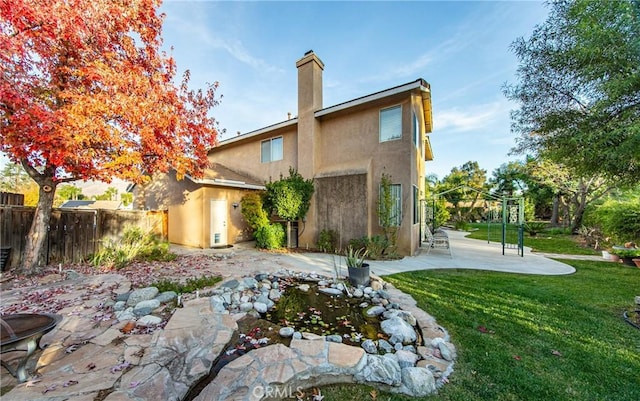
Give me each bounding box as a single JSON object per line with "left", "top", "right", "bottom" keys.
{"left": 1, "top": 0, "right": 220, "bottom": 275}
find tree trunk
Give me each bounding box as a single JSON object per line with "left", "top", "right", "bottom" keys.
{"left": 550, "top": 194, "right": 560, "bottom": 226}
{"left": 20, "top": 180, "right": 57, "bottom": 276}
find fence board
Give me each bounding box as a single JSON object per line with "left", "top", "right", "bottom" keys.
{"left": 0, "top": 207, "right": 167, "bottom": 269}
{"left": 0, "top": 192, "right": 25, "bottom": 206}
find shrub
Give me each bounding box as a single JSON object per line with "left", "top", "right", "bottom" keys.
{"left": 365, "top": 235, "right": 389, "bottom": 260}
{"left": 589, "top": 198, "right": 640, "bottom": 244}
{"left": 152, "top": 274, "right": 222, "bottom": 294}
{"left": 524, "top": 221, "right": 548, "bottom": 237}
{"left": 317, "top": 229, "right": 338, "bottom": 252}
{"left": 347, "top": 235, "right": 389, "bottom": 260}
{"left": 240, "top": 192, "right": 269, "bottom": 230}
{"left": 255, "top": 223, "right": 285, "bottom": 249}
{"left": 453, "top": 220, "right": 470, "bottom": 231}
{"left": 90, "top": 226, "right": 175, "bottom": 269}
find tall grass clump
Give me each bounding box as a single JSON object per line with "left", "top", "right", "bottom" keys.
{"left": 90, "top": 226, "right": 176, "bottom": 269}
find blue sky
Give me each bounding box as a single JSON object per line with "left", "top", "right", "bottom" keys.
{"left": 159, "top": 0, "right": 550, "bottom": 179}
{"left": 1, "top": 0, "right": 549, "bottom": 181}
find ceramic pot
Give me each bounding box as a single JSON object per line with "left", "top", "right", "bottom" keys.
{"left": 348, "top": 263, "right": 370, "bottom": 287}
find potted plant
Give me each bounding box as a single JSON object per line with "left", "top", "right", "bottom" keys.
{"left": 609, "top": 248, "right": 640, "bottom": 267}
{"left": 345, "top": 246, "right": 370, "bottom": 287}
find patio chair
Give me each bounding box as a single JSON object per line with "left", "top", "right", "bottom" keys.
{"left": 423, "top": 227, "right": 452, "bottom": 257}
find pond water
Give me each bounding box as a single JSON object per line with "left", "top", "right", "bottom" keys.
{"left": 183, "top": 279, "right": 385, "bottom": 400}
{"left": 264, "top": 281, "right": 382, "bottom": 345}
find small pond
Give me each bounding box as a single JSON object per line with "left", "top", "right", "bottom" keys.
{"left": 264, "top": 280, "right": 382, "bottom": 346}
{"left": 183, "top": 277, "right": 386, "bottom": 400}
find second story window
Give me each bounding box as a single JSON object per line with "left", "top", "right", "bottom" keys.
{"left": 261, "top": 136, "right": 283, "bottom": 163}
{"left": 380, "top": 105, "right": 402, "bottom": 142}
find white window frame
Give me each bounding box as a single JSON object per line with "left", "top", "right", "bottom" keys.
{"left": 261, "top": 136, "right": 283, "bottom": 163}
{"left": 379, "top": 105, "right": 402, "bottom": 142}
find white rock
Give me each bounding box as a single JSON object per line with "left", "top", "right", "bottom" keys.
{"left": 136, "top": 315, "right": 162, "bottom": 327}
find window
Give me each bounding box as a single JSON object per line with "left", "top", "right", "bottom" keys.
{"left": 413, "top": 185, "right": 419, "bottom": 224}
{"left": 380, "top": 183, "right": 402, "bottom": 226}
{"left": 380, "top": 105, "right": 402, "bottom": 142}
{"left": 261, "top": 136, "right": 283, "bottom": 163}
{"left": 413, "top": 111, "right": 420, "bottom": 148}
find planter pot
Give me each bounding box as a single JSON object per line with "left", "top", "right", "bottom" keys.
{"left": 621, "top": 257, "right": 637, "bottom": 267}
{"left": 632, "top": 258, "right": 640, "bottom": 268}
{"left": 348, "top": 263, "right": 370, "bottom": 287}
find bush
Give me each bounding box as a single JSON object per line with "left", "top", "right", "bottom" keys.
{"left": 152, "top": 275, "right": 222, "bottom": 294}
{"left": 240, "top": 192, "right": 269, "bottom": 230}
{"left": 90, "top": 226, "right": 175, "bottom": 269}
{"left": 524, "top": 221, "right": 548, "bottom": 237}
{"left": 588, "top": 198, "right": 640, "bottom": 244}
{"left": 347, "top": 235, "right": 389, "bottom": 260}
{"left": 317, "top": 229, "right": 338, "bottom": 252}
{"left": 255, "top": 223, "right": 285, "bottom": 249}
{"left": 453, "top": 220, "right": 470, "bottom": 231}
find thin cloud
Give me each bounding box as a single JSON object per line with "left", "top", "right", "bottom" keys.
{"left": 163, "top": 9, "right": 283, "bottom": 74}
{"left": 435, "top": 101, "right": 505, "bottom": 133}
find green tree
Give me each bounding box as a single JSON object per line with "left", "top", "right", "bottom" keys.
{"left": 55, "top": 184, "right": 84, "bottom": 207}
{"left": 504, "top": 0, "right": 640, "bottom": 185}
{"left": 527, "top": 158, "right": 615, "bottom": 233}
{"left": 439, "top": 161, "right": 488, "bottom": 222}
{"left": 120, "top": 192, "right": 133, "bottom": 207}
{"left": 0, "top": 161, "right": 32, "bottom": 192}
{"left": 240, "top": 192, "right": 270, "bottom": 230}
{"left": 95, "top": 187, "right": 118, "bottom": 201}
{"left": 264, "top": 168, "right": 314, "bottom": 248}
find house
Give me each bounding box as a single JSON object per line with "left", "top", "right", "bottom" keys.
{"left": 136, "top": 51, "right": 434, "bottom": 255}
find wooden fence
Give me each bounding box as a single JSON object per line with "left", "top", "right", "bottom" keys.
{"left": 0, "top": 207, "right": 167, "bottom": 269}
{"left": 0, "top": 192, "right": 25, "bottom": 206}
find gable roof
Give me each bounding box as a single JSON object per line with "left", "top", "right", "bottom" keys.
{"left": 186, "top": 163, "right": 265, "bottom": 190}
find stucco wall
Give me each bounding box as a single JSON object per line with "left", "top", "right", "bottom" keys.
{"left": 315, "top": 174, "right": 368, "bottom": 250}
{"left": 134, "top": 172, "right": 257, "bottom": 248}
{"left": 208, "top": 125, "right": 298, "bottom": 184}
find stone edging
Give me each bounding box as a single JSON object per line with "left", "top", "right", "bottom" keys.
{"left": 193, "top": 272, "right": 456, "bottom": 401}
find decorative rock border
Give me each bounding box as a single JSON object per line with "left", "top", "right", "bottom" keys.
{"left": 193, "top": 270, "right": 456, "bottom": 400}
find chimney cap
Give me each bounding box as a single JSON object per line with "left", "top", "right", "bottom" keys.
{"left": 304, "top": 49, "right": 314, "bottom": 56}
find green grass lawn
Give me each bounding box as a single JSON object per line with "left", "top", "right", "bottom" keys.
{"left": 464, "top": 223, "right": 601, "bottom": 255}
{"left": 314, "top": 260, "right": 639, "bottom": 400}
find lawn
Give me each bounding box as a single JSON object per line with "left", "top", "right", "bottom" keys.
{"left": 315, "top": 260, "right": 639, "bottom": 400}
{"left": 464, "top": 223, "right": 601, "bottom": 255}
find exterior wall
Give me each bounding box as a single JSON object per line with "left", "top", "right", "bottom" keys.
{"left": 200, "top": 186, "right": 254, "bottom": 247}
{"left": 314, "top": 174, "right": 368, "bottom": 250}
{"left": 133, "top": 171, "right": 255, "bottom": 249}
{"left": 208, "top": 125, "right": 298, "bottom": 183}
{"left": 314, "top": 94, "right": 420, "bottom": 255}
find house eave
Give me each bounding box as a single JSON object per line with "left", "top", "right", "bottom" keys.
{"left": 186, "top": 175, "right": 265, "bottom": 190}
{"left": 218, "top": 118, "right": 298, "bottom": 147}
{"left": 315, "top": 79, "right": 430, "bottom": 118}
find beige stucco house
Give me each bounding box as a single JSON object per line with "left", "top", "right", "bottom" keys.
{"left": 136, "top": 51, "right": 434, "bottom": 256}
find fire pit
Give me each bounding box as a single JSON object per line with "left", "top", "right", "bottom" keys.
{"left": 1, "top": 313, "right": 62, "bottom": 382}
